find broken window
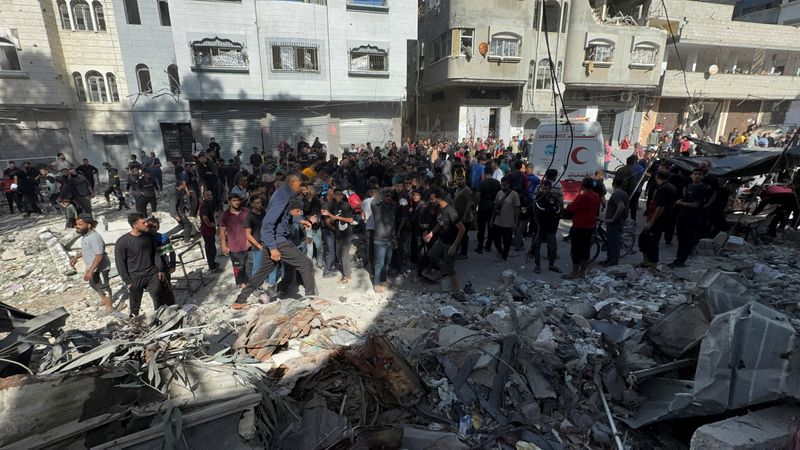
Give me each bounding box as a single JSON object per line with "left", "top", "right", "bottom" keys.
{"left": 490, "top": 33, "right": 520, "bottom": 58}
{"left": 192, "top": 38, "right": 248, "bottom": 70}
{"left": 72, "top": 72, "right": 87, "bottom": 102}
{"left": 460, "top": 28, "right": 474, "bottom": 57}
{"left": 271, "top": 45, "right": 319, "bottom": 72}
{"left": 136, "top": 63, "right": 152, "bottom": 94}
{"left": 349, "top": 45, "right": 388, "bottom": 73}
{"left": 631, "top": 43, "right": 658, "bottom": 66}
{"left": 585, "top": 39, "right": 614, "bottom": 63}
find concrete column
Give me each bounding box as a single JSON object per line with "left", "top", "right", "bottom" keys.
{"left": 497, "top": 106, "right": 512, "bottom": 141}
{"left": 103, "top": 76, "right": 111, "bottom": 103}
{"left": 717, "top": 99, "right": 731, "bottom": 137}
{"left": 756, "top": 100, "right": 765, "bottom": 125}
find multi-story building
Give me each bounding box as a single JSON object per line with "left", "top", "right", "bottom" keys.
{"left": 110, "top": 0, "right": 191, "bottom": 165}
{"left": 414, "top": 0, "right": 569, "bottom": 141}
{"left": 643, "top": 0, "right": 800, "bottom": 142}
{"left": 413, "top": 0, "right": 667, "bottom": 144}
{"left": 168, "top": 0, "right": 416, "bottom": 157}
{"left": 733, "top": 0, "right": 800, "bottom": 27}
{"left": 0, "top": 0, "right": 77, "bottom": 163}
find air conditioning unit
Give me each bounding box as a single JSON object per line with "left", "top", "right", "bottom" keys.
{"left": 620, "top": 92, "right": 633, "bottom": 102}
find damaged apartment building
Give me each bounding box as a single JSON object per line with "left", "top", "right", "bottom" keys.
{"left": 412, "top": 0, "right": 800, "bottom": 145}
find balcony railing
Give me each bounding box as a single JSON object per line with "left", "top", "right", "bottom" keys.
{"left": 661, "top": 70, "right": 800, "bottom": 100}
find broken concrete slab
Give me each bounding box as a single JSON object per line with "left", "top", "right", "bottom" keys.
{"left": 0, "top": 249, "right": 25, "bottom": 261}
{"left": 437, "top": 325, "right": 480, "bottom": 348}
{"left": 689, "top": 404, "right": 800, "bottom": 450}
{"left": 647, "top": 303, "right": 709, "bottom": 358}
{"left": 696, "top": 269, "right": 750, "bottom": 316}
{"left": 401, "top": 425, "right": 469, "bottom": 450}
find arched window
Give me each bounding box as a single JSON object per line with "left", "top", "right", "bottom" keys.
{"left": 561, "top": 2, "right": 569, "bottom": 33}
{"left": 93, "top": 1, "right": 106, "bottom": 31}
{"left": 57, "top": 0, "right": 71, "bottom": 30}
{"left": 349, "top": 45, "right": 388, "bottom": 73}
{"left": 71, "top": 0, "right": 94, "bottom": 31}
{"left": 0, "top": 38, "right": 21, "bottom": 71}
{"left": 585, "top": 39, "right": 615, "bottom": 63}
{"left": 489, "top": 32, "right": 521, "bottom": 58}
{"left": 72, "top": 72, "right": 87, "bottom": 102}
{"left": 631, "top": 42, "right": 658, "bottom": 66}
{"left": 106, "top": 72, "right": 120, "bottom": 102}
{"left": 536, "top": 59, "right": 553, "bottom": 89}
{"left": 136, "top": 63, "right": 152, "bottom": 94}
{"left": 86, "top": 70, "right": 107, "bottom": 102}
{"left": 167, "top": 64, "right": 180, "bottom": 94}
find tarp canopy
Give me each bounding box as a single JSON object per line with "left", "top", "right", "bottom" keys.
{"left": 667, "top": 145, "right": 800, "bottom": 178}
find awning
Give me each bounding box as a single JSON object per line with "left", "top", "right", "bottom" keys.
{"left": 667, "top": 145, "right": 800, "bottom": 178}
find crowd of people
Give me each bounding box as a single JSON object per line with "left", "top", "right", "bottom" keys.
{"left": 0, "top": 129, "right": 780, "bottom": 315}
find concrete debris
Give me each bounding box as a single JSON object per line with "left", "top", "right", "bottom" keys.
{"left": 2, "top": 212, "right": 800, "bottom": 449}
{"left": 689, "top": 405, "right": 800, "bottom": 450}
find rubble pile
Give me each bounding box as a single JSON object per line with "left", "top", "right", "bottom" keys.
{"left": 2, "top": 222, "right": 800, "bottom": 448}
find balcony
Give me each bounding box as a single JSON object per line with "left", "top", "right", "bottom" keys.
{"left": 660, "top": 70, "right": 800, "bottom": 100}
{"left": 346, "top": 0, "right": 388, "bottom": 12}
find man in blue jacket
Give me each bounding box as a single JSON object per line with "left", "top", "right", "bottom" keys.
{"left": 233, "top": 172, "right": 317, "bottom": 309}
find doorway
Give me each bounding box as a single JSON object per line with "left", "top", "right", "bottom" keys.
{"left": 103, "top": 135, "right": 130, "bottom": 171}
{"left": 160, "top": 123, "right": 194, "bottom": 162}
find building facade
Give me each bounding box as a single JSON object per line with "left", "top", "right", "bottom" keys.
{"left": 644, "top": 0, "right": 800, "bottom": 142}
{"left": 734, "top": 0, "right": 800, "bottom": 27}
{"left": 413, "top": 0, "right": 667, "bottom": 144}
{"left": 168, "top": 0, "right": 416, "bottom": 158}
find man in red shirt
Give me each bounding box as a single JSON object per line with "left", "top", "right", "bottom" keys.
{"left": 219, "top": 192, "right": 250, "bottom": 287}
{"left": 563, "top": 177, "right": 600, "bottom": 279}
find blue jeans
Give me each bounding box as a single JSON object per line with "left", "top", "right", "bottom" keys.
{"left": 305, "top": 227, "right": 324, "bottom": 266}
{"left": 251, "top": 249, "right": 283, "bottom": 287}
{"left": 373, "top": 240, "right": 393, "bottom": 286}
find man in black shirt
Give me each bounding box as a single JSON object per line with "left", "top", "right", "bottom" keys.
{"left": 301, "top": 182, "right": 324, "bottom": 268}
{"left": 639, "top": 170, "right": 677, "bottom": 267}
{"left": 422, "top": 188, "right": 466, "bottom": 299}
{"left": 371, "top": 189, "right": 396, "bottom": 293}
{"left": 76, "top": 159, "right": 99, "bottom": 192}
{"left": 167, "top": 180, "right": 194, "bottom": 241}
{"left": 197, "top": 152, "right": 222, "bottom": 212}
{"left": 67, "top": 168, "right": 94, "bottom": 214}
{"left": 322, "top": 188, "right": 355, "bottom": 283}
{"left": 474, "top": 167, "right": 501, "bottom": 253}
{"left": 114, "top": 213, "right": 170, "bottom": 316}
{"left": 135, "top": 170, "right": 158, "bottom": 216}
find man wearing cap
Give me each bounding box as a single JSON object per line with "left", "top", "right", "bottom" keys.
{"left": 219, "top": 192, "right": 250, "bottom": 288}
{"left": 70, "top": 213, "right": 113, "bottom": 313}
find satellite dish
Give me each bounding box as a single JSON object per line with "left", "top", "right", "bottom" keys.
{"left": 708, "top": 64, "right": 719, "bottom": 75}
{"left": 478, "top": 42, "right": 489, "bottom": 56}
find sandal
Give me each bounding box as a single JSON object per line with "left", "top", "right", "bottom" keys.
{"left": 339, "top": 277, "right": 351, "bottom": 284}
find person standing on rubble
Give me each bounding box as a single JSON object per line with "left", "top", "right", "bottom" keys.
{"left": 71, "top": 213, "right": 113, "bottom": 313}
{"left": 199, "top": 190, "right": 222, "bottom": 273}
{"left": 638, "top": 170, "right": 677, "bottom": 269}
{"left": 114, "top": 213, "right": 170, "bottom": 316}
{"left": 562, "top": 177, "right": 600, "bottom": 279}
{"left": 219, "top": 192, "right": 250, "bottom": 288}
{"left": 234, "top": 172, "right": 317, "bottom": 310}
{"left": 422, "top": 188, "right": 466, "bottom": 300}
{"left": 669, "top": 168, "right": 708, "bottom": 268}
{"left": 601, "top": 177, "right": 629, "bottom": 267}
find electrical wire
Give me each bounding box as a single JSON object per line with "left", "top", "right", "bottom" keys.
{"left": 540, "top": 3, "right": 574, "bottom": 186}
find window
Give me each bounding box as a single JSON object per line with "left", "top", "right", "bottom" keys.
{"left": 346, "top": 0, "right": 388, "bottom": 9}
{"left": 440, "top": 31, "right": 451, "bottom": 60}
{"left": 631, "top": 43, "right": 657, "bottom": 66}
{"left": 585, "top": 39, "right": 614, "bottom": 63}
{"left": 167, "top": 64, "right": 180, "bottom": 94}
{"left": 561, "top": 2, "right": 568, "bottom": 33}
{"left": 0, "top": 38, "right": 21, "bottom": 71}
{"left": 106, "top": 72, "right": 119, "bottom": 101}
{"left": 191, "top": 37, "right": 248, "bottom": 70}
{"left": 460, "top": 28, "right": 474, "bottom": 56}
{"left": 158, "top": 0, "right": 171, "bottom": 26}
{"left": 432, "top": 38, "right": 441, "bottom": 62}
{"left": 136, "top": 63, "right": 152, "bottom": 94}
{"left": 58, "top": 1, "right": 71, "bottom": 30}
{"left": 349, "top": 45, "right": 388, "bottom": 73}
{"left": 536, "top": 59, "right": 553, "bottom": 89}
{"left": 72, "top": 72, "right": 87, "bottom": 102}
{"left": 270, "top": 44, "right": 319, "bottom": 72}
{"left": 557, "top": 61, "right": 562, "bottom": 81}
{"left": 86, "top": 70, "right": 108, "bottom": 102}
{"left": 123, "top": 0, "right": 141, "bottom": 25}
{"left": 489, "top": 33, "right": 520, "bottom": 59}
{"left": 72, "top": 0, "right": 94, "bottom": 31}
{"left": 542, "top": 1, "right": 560, "bottom": 33}
{"left": 93, "top": 1, "right": 106, "bottom": 31}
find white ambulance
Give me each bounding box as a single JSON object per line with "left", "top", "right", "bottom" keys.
{"left": 530, "top": 120, "right": 605, "bottom": 202}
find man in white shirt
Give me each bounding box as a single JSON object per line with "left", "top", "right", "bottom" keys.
{"left": 492, "top": 159, "right": 504, "bottom": 181}
{"left": 70, "top": 213, "right": 113, "bottom": 313}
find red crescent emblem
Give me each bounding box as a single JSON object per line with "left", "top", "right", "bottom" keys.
{"left": 571, "top": 146, "right": 588, "bottom": 164}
